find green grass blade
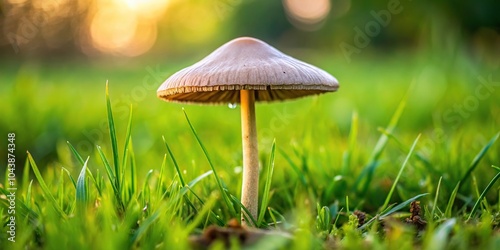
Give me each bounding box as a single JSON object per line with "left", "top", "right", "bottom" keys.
{"left": 317, "top": 205, "right": 332, "bottom": 232}
{"left": 229, "top": 194, "right": 259, "bottom": 227}
{"left": 76, "top": 157, "right": 90, "bottom": 210}
{"left": 345, "top": 196, "right": 350, "bottom": 214}
{"left": 179, "top": 170, "right": 213, "bottom": 197}
{"left": 268, "top": 207, "right": 278, "bottom": 228}
{"left": 341, "top": 112, "right": 358, "bottom": 175}
{"left": 467, "top": 166, "right": 500, "bottom": 220}
{"left": 258, "top": 140, "right": 276, "bottom": 225}
{"left": 105, "top": 82, "right": 121, "bottom": 196}
{"left": 96, "top": 146, "right": 117, "bottom": 191}
{"left": 428, "top": 218, "right": 456, "bottom": 250}
{"left": 381, "top": 134, "right": 421, "bottom": 211}
{"left": 445, "top": 181, "right": 460, "bottom": 218}
{"left": 279, "top": 148, "right": 307, "bottom": 186}
{"left": 185, "top": 193, "right": 219, "bottom": 233}
{"left": 121, "top": 148, "right": 128, "bottom": 201}
{"left": 27, "top": 152, "right": 66, "bottom": 218}
{"left": 26, "top": 180, "right": 33, "bottom": 209}
{"left": 157, "top": 154, "right": 167, "bottom": 198}
{"left": 57, "top": 169, "right": 65, "bottom": 209}
{"left": 130, "top": 205, "right": 163, "bottom": 244}
{"left": 128, "top": 140, "right": 137, "bottom": 197}
{"left": 96, "top": 145, "right": 124, "bottom": 209}
{"left": 184, "top": 186, "right": 225, "bottom": 226}
{"left": 67, "top": 141, "right": 99, "bottom": 192}
{"left": 22, "top": 159, "right": 30, "bottom": 193}
{"left": 67, "top": 141, "right": 85, "bottom": 165}
{"left": 162, "top": 136, "right": 185, "bottom": 187}
{"left": 61, "top": 167, "right": 77, "bottom": 189}
{"left": 182, "top": 109, "right": 236, "bottom": 216}
{"left": 354, "top": 92, "right": 408, "bottom": 196}
{"left": 459, "top": 132, "right": 499, "bottom": 188}
{"left": 431, "top": 176, "right": 443, "bottom": 220}
{"left": 141, "top": 169, "right": 154, "bottom": 206}
{"left": 121, "top": 104, "right": 133, "bottom": 168}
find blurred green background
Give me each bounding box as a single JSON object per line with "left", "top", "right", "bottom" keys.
{"left": 0, "top": 0, "right": 499, "bottom": 198}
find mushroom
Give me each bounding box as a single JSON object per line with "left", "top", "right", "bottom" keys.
{"left": 157, "top": 37, "right": 339, "bottom": 226}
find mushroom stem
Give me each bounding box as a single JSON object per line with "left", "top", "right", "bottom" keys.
{"left": 240, "top": 89, "right": 259, "bottom": 226}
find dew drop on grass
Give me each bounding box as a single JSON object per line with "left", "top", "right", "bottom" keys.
{"left": 228, "top": 103, "right": 237, "bottom": 109}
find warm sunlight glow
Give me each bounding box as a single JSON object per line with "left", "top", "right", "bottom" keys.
{"left": 86, "top": 0, "right": 165, "bottom": 56}
{"left": 283, "top": 0, "right": 331, "bottom": 30}
{"left": 90, "top": 7, "right": 137, "bottom": 54}
{"left": 90, "top": 7, "right": 148, "bottom": 56}
{"left": 123, "top": 0, "right": 171, "bottom": 19}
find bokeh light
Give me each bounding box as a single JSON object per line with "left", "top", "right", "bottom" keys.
{"left": 85, "top": 0, "right": 168, "bottom": 57}
{"left": 283, "top": 0, "right": 331, "bottom": 31}
{"left": 124, "top": 0, "right": 171, "bottom": 19}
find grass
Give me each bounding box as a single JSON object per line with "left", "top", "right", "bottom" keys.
{"left": 1, "top": 50, "right": 500, "bottom": 249}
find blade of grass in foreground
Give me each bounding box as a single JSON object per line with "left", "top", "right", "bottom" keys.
{"left": 162, "top": 136, "right": 185, "bottom": 187}
{"left": 428, "top": 218, "right": 456, "bottom": 250}
{"left": 185, "top": 193, "right": 219, "bottom": 233}
{"left": 67, "top": 141, "right": 100, "bottom": 194}
{"left": 120, "top": 106, "right": 134, "bottom": 199}
{"left": 185, "top": 186, "right": 225, "bottom": 226}
{"left": 445, "top": 181, "right": 460, "bottom": 218}
{"left": 459, "top": 132, "right": 499, "bottom": 189}
{"left": 468, "top": 165, "right": 500, "bottom": 220}
{"left": 121, "top": 105, "right": 133, "bottom": 168}
{"left": 230, "top": 194, "right": 258, "bottom": 227}
{"left": 96, "top": 145, "right": 125, "bottom": 210}
{"left": 179, "top": 170, "right": 213, "bottom": 197}
{"left": 381, "top": 134, "right": 421, "bottom": 211}
{"left": 431, "top": 176, "right": 443, "bottom": 220}
{"left": 183, "top": 109, "right": 237, "bottom": 216}
{"left": 105, "top": 82, "right": 122, "bottom": 199}
{"left": 258, "top": 140, "right": 276, "bottom": 226}
{"left": 67, "top": 141, "right": 85, "bottom": 165}
{"left": 61, "top": 167, "right": 77, "bottom": 189}
{"left": 27, "top": 152, "right": 67, "bottom": 218}
{"left": 128, "top": 140, "right": 137, "bottom": 198}
{"left": 76, "top": 157, "right": 90, "bottom": 210}
{"left": 130, "top": 204, "right": 164, "bottom": 244}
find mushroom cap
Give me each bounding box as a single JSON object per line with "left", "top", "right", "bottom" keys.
{"left": 157, "top": 37, "right": 339, "bottom": 103}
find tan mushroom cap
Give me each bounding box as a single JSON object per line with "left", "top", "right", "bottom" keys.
{"left": 157, "top": 37, "right": 339, "bottom": 103}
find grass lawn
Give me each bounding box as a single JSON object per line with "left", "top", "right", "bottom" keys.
{"left": 1, "top": 49, "right": 499, "bottom": 249}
